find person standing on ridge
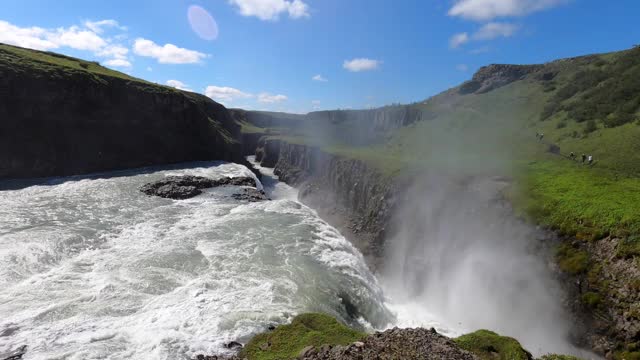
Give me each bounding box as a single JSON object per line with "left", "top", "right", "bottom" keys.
{"left": 588, "top": 155, "right": 593, "bottom": 165}
{"left": 581, "top": 154, "right": 587, "bottom": 163}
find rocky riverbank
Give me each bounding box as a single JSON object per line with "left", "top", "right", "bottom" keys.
{"left": 194, "top": 313, "right": 578, "bottom": 360}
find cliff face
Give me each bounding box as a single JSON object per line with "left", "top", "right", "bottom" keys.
{"left": 0, "top": 44, "right": 242, "bottom": 179}
{"left": 459, "top": 64, "right": 543, "bottom": 94}
{"left": 304, "top": 107, "right": 427, "bottom": 145}
{"left": 259, "top": 139, "right": 396, "bottom": 269}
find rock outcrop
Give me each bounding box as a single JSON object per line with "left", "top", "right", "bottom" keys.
{"left": 139, "top": 175, "right": 259, "bottom": 200}
{"left": 557, "top": 236, "right": 640, "bottom": 357}
{"left": 255, "top": 137, "right": 281, "bottom": 167}
{"left": 460, "top": 64, "right": 543, "bottom": 94}
{"left": 0, "top": 43, "right": 243, "bottom": 179}
{"left": 297, "top": 328, "right": 478, "bottom": 360}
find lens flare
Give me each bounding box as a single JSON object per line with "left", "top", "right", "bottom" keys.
{"left": 187, "top": 5, "right": 218, "bottom": 41}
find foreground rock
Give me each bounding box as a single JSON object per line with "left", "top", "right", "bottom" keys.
{"left": 297, "top": 328, "right": 477, "bottom": 360}
{"left": 140, "top": 175, "right": 258, "bottom": 200}
{"left": 231, "top": 188, "right": 269, "bottom": 202}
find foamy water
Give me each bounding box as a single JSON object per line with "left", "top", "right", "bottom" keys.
{"left": 0, "top": 160, "right": 391, "bottom": 359}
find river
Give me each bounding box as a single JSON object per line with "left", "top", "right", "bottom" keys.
{"left": 0, "top": 159, "right": 391, "bottom": 359}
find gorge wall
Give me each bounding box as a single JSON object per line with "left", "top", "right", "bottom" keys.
{"left": 0, "top": 44, "right": 244, "bottom": 180}
{"left": 256, "top": 138, "right": 397, "bottom": 270}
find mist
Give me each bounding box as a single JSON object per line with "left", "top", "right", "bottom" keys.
{"left": 378, "top": 112, "right": 591, "bottom": 357}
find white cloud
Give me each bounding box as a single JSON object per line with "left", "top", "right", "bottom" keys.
{"left": 97, "top": 44, "right": 128, "bottom": 60}
{"left": 146, "top": 66, "right": 153, "bottom": 72}
{"left": 287, "top": 0, "right": 310, "bottom": 18}
{"left": 0, "top": 21, "right": 57, "bottom": 51}
{"left": 104, "top": 59, "right": 132, "bottom": 68}
{"left": 311, "top": 100, "right": 321, "bottom": 109}
{"left": 84, "top": 19, "right": 126, "bottom": 34}
{"left": 48, "top": 26, "right": 107, "bottom": 51}
{"left": 205, "top": 85, "right": 253, "bottom": 104}
{"left": 473, "top": 22, "right": 518, "bottom": 40}
{"left": 312, "top": 74, "right": 328, "bottom": 82}
{"left": 448, "top": 0, "right": 566, "bottom": 21}
{"left": 166, "top": 80, "right": 192, "bottom": 91}
{"left": 449, "top": 32, "right": 469, "bottom": 49}
{"left": 133, "top": 38, "right": 207, "bottom": 64}
{"left": 456, "top": 64, "right": 469, "bottom": 72}
{"left": 228, "top": 0, "right": 309, "bottom": 21}
{"left": 258, "top": 93, "right": 288, "bottom": 103}
{"left": 0, "top": 20, "right": 131, "bottom": 67}
{"left": 449, "top": 23, "right": 517, "bottom": 49}
{"left": 343, "top": 58, "right": 381, "bottom": 72}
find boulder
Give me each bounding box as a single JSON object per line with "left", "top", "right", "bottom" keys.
{"left": 224, "top": 341, "right": 243, "bottom": 350}
{"left": 140, "top": 175, "right": 257, "bottom": 200}
{"left": 231, "top": 188, "right": 270, "bottom": 202}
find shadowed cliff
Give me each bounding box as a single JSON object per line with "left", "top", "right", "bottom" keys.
{"left": 0, "top": 43, "right": 243, "bottom": 179}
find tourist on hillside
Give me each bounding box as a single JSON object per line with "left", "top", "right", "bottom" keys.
{"left": 539, "top": 133, "right": 544, "bottom": 142}
{"left": 569, "top": 152, "right": 576, "bottom": 160}
{"left": 581, "top": 154, "right": 587, "bottom": 163}
{"left": 588, "top": 155, "right": 593, "bottom": 165}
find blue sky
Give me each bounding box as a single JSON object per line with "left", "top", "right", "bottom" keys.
{"left": 1, "top": 0, "right": 639, "bottom": 113}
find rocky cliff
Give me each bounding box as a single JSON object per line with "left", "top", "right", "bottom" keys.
{"left": 254, "top": 139, "right": 396, "bottom": 269}
{"left": 0, "top": 43, "right": 243, "bottom": 179}
{"left": 459, "top": 64, "right": 543, "bottom": 94}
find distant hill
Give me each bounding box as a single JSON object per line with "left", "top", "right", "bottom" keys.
{"left": 0, "top": 43, "right": 243, "bottom": 179}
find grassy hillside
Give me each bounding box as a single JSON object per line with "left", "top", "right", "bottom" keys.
{"left": 0, "top": 43, "right": 179, "bottom": 94}
{"left": 242, "top": 46, "right": 640, "bottom": 357}
{"left": 249, "top": 46, "right": 640, "bottom": 239}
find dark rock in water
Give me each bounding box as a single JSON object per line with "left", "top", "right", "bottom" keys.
{"left": 1, "top": 345, "right": 27, "bottom": 360}
{"left": 195, "top": 355, "right": 239, "bottom": 360}
{"left": 140, "top": 175, "right": 257, "bottom": 200}
{"left": 231, "top": 188, "right": 270, "bottom": 202}
{"left": 338, "top": 292, "right": 360, "bottom": 320}
{"left": 152, "top": 184, "right": 202, "bottom": 200}
{"left": 267, "top": 324, "right": 277, "bottom": 331}
{"left": 224, "top": 341, "right": 243, "bottom": 350}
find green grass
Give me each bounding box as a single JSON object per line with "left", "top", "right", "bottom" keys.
{"left": 555, "top": 244, "right": 590, "bottom": 275}
{"left": 239, "top": 120, "right": 268, "bottom": 134}
{"left": 0, "top": 43, "right": 177, "bottom": 94}
{"left": 541, "top": 47, "right": 640, "bottom": 128}
{"left": 455, "top": 329, "right": 532, "bottom": 360}
{"left": 538, "top": 355, "right": 583, "bottom": 360}
{"left": 512, "top": 157, "right": 640, "bottom": 239}
{"left": 240, "top": 313, "right": 365, "bottom": 360}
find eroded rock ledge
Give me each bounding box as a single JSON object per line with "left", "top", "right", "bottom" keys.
{"left": 139, "top": 175, "right": 267, "bottom": 201}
